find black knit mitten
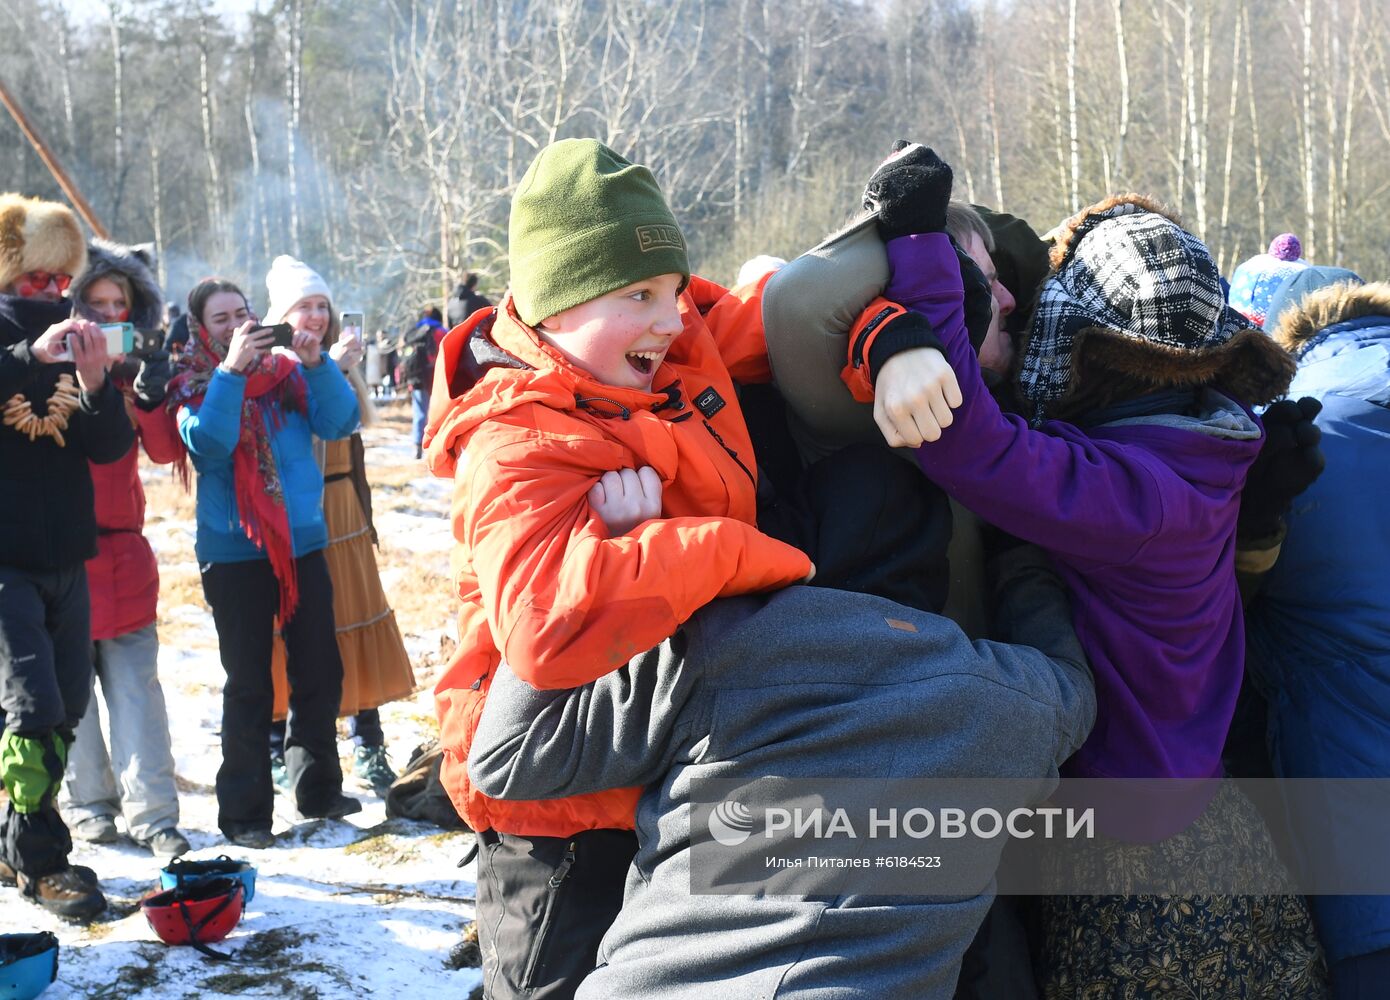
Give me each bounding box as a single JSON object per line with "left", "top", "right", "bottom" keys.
{"left": 863, "top": 141, "right": 954, "bottom": 241}
{"left": 1238, "top": 396, "right": 1325, "bottom": 541}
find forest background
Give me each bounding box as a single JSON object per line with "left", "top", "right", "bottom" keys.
{"left": 5, "top": 0, "right": 1388, "bottom": 325}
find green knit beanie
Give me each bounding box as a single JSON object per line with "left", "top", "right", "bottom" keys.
{"left": 509, "top": 139, "right": 690, "bottom": 327}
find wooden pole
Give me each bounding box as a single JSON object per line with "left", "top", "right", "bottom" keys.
{"left": 0, "top": 76, "right": 109, "bottom": 239}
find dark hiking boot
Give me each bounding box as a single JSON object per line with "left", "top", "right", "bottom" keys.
{"left": 224, "top": 827, "right": 276, "bottom": 850}
{"left": 17, "top": 866, "right": 106, "bottom": 921}
{"left": 0, "top": 858, "right": 97, "bottom": 888}
{"left": 353, "top": 745, "right": 397, "bottom": 794}
{"left": 297, "top": 792, "right": 362, "bottom": 821}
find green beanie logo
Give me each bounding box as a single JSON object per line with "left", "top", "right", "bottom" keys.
{"left": 637, "top": 225, "right": 685, "bottom": 253}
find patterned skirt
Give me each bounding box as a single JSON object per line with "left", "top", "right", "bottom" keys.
{"left": 1031, "top": 782, "right": 1329, "bottom": 998}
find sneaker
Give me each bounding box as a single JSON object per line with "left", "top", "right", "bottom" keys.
{"left": 225, "top": 827, "right": 276, "bottom": 850}
{"left": 140, "top": 827, "right": 192, "bottom": 860}
{"left": 72, "top": 814, "right": 119, "bottom": 844}
{"left": 354, "top": 745, "right": 397, "bottom": 794}
{"left": 270, "top": 750, "right": 290, "bottom": 791}
{"left": 297, "top": 792, "right": 362, "bottom": 821}
{"left": 18, "top": 866, "right": 106, "bottom": 921}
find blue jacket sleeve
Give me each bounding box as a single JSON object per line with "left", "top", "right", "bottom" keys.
{"left": 883, "top": 234, "right": 1168, "bottom": 567}
{"left": 302, "top": 361, "right": 360, "bottom": 441}
{"left": 177, "top": 368, "right": 246, "bottom": 459}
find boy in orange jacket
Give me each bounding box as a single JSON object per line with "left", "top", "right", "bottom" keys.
{"left": 425, "top": 138, "right": 957, "bottom": 999}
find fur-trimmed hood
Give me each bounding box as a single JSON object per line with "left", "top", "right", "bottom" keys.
{"left": 1268, "top": 278, "right": 1390, "bottom": 359}
{"left": 0, "top": 193, "right": 87, "bottom": 290}
{"left": 70, "top": 238, "right": 164, "bottom": 331}
{"left": 1017, "top": 193, "right": 1294, "bottom": 421}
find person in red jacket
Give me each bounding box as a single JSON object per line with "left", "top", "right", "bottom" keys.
{"left": 64, "top": 240, "right": 190, "bottom": 859}
{"left": 425, "top": 138, "right": 958, "bottom": 1000}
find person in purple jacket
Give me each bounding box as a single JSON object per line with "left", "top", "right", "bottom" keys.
{"left": 854, "top": 144, "right": 1326, "bottom": 996}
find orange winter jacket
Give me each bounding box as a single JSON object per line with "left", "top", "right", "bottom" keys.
{"left": 424, "top": 276, "right": 814, "bottom": 837}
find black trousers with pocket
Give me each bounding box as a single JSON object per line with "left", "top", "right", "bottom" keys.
{"left": 0, "top": 564, "right": 93, "bottom": 877}
{"left": 200, "top": 551, "right": 344, "bottom": 835}
{"left": 476, "top": 828, "right": 638, "bottom": 1000}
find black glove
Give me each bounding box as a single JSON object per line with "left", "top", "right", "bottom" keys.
{"left": 863, "top": 140, "right": 954, "bottom": 241}
{"left": 133, "top": 349, "right": 173, "bottom": 411}
{"left": 1238, "top": 396, "right": 1325, "bottom": 541}
{"left": 954, "top": 238, "right": 995, "bottom": 354}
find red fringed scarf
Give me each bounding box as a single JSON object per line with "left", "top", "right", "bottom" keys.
{"left": 166, "top": 325, "right": 309, "bottom": 621}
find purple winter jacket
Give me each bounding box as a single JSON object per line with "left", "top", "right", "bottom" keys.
{"left": 883, "top": 234, "right": 1262, "bottom": 818}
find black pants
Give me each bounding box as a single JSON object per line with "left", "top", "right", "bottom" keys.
{"left": 476, "top": 829, "right": 638, "bottom": 1000}
{"left": 0, "top": 564, "right": 92, "bottom": 877}
{"left": 201, "top": 552, "right": 345, "bottom": 835}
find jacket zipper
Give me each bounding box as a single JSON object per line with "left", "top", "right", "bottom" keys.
{"left": 522, "top": 841, "right": 577, "bottom": 987}
{"left": 703, "top": 421, "right": 755, "bottom": 486}
{"left": 851, "top": 305, "right": 897, "bottom": 370}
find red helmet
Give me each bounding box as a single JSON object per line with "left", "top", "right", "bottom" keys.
{"left": 142, "top": 877, "right": 245, "bottom": 954}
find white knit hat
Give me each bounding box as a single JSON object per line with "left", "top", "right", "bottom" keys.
{"left": 263, "top": 254, "right": 332, "bottom": 325}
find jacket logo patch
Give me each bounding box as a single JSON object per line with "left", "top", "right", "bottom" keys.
{"left": 694, "top": 387, "right": 726, "bottom": 419}
{"left": 884, "top": 617, "right": 918, "bottom": 633}
{"left": 636, "top": 225, "right": 685, "bottom": 253}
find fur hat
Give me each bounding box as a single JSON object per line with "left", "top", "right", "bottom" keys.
{"left": 1228, "top": 233, "right": 1309, "bottom": 327}
{"left": 1017, "top": 194, "right": 1294, "bottom": 421}
{"left": 70, "top": 239, "right": 164, "bottom": 331}
{"left": 263, "top": 254, "right": 332, "bottom": 325}
{"left": 0, "top": 193, "right": 88, "bottom": 291}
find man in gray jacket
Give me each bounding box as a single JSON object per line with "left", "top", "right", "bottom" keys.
{"left": 470, "top": 547, "right": 1095, "bottom": 998}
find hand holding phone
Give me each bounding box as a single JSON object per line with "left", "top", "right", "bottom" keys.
{"left": 249, "top": 323, "right": 295, "bottom": 349}
{"left": 340, "top": 311, "right": 364, "bottom": 344}
{"left": 222, "top": 321, "right": 274, "bottom": 374}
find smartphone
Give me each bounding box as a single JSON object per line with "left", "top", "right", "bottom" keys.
{"left": 100, "top": 322, "right": 136, "bottom": 355}
{"left": 340, "top": 311, "right": 364, "bottom": 343}
{"left": 250, "top": 323, "right": 296, "bottom": 349}
{"left": 130, "top": 327, "right": 164, "bottom": 355}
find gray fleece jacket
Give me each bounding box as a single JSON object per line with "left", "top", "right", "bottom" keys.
{"left": 470, "top": 548, "right": 1095, "bottom": 999}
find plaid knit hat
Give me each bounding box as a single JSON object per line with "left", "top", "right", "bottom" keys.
{"left": 508, "top": 139, "right": 689, "bottom": 327}
{"left": 1228, "top": 233, "right": 1308, "bottom": 327}
{"left": 1018, "top": 195, "right": 1294, "bottom": 421}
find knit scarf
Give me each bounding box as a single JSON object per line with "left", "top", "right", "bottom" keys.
{"left": 166, "top": 325, "right": 309, "bottom": 621}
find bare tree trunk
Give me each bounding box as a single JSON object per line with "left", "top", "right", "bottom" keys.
{"left": 150, "top": 138, "right": 165, "bottom": 288}
{"left": 108, "top": 1, "right": 125, "bottom": 226}
{"left": 198, "top": 12, "right": 225, "bottom": 242}
{"left": 56, "top": 13, "right": 76, "bottom": 151}
{"left": 1335, "top": 2, "right": 1363, "bottom": 265}
{"left": 1187, "top": 0, "right": 1213, "bottom": 239}
{"left": 1110, "top": 0, "right": 1131, "bottom": 185}
{"left": 1066, "top": 0, "right": 1080, "bottom": 211}
{"left": 986, "top": 51, "right": 1004, "bottom": 207}
{"left": 1050, "top": 51, "right": 1070, "bottom": 221}
{"left": 1217, "top": 0, "right": 1244, "bottom": 270}
{"left": 245, "top": 34, "right": 270, "bottom": 267}
{"left": 285, "top": 0, "right": 305, "bottom": 255}
{"left": 1242, "top": 3, "right": 1267, "bottom": 240}
{"left": 1300, "top": 0, "right": 1317, "bottom": 256}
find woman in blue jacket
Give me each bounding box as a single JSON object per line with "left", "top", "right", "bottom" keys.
{"left": 1249, "top": 266, "right": 1390, "bottom": 999}
{"left": 167, "top": 277, "right": 360, "bottom": 848}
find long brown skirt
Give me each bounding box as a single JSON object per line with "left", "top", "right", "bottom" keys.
{"left": 271, "top": 440, "right": 415, "bottom": 720}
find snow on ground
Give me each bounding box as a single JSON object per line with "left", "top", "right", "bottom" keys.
{"left": 0, "top": 404, "right": 482, "bottom": 998}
